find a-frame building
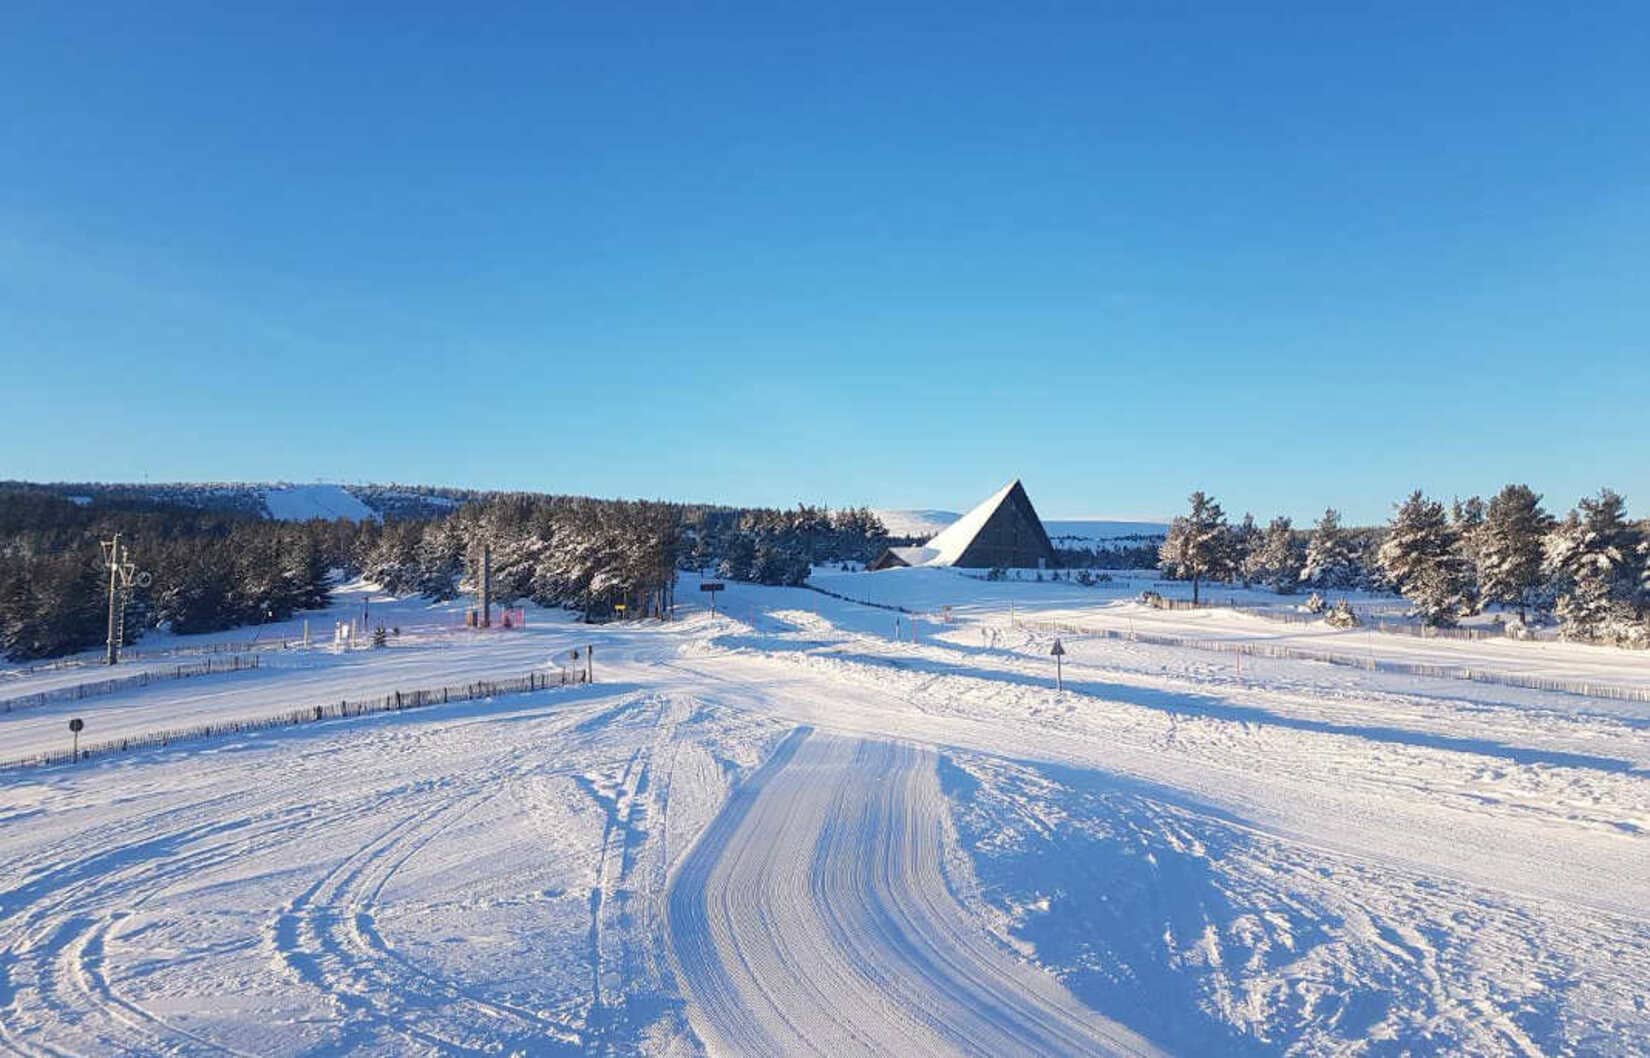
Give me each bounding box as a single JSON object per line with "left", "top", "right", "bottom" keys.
{"left": 869, "top": 479, "right": 1057, "bottom": 571}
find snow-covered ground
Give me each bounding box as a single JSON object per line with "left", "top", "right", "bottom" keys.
{"left": 2, "top": 569, "right": 1648, "bottom": 1056}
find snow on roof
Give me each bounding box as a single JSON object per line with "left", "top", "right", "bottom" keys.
{"left": 887, "top": 546, "right": 940, "bottom": 566}
{"left": 912, "top": 479, "right": 1020, "bottom": 567}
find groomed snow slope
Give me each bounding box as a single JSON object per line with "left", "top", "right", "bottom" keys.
{"left": 874, "top": 509, "right": 961, "bottom": 538}
{"left": 3, "top": 571, "right": 1648, "bottom": 1055}
{"left": 262, "top": 484, "right": 379, "bottom": 522}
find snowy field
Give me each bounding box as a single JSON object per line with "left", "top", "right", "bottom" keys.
{"left": 2, "top": 570, "right": 1648, "bottom": 1056}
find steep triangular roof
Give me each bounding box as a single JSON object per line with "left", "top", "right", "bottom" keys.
{"left": 910, "top": 479, "right": 1056, "bottom": 569}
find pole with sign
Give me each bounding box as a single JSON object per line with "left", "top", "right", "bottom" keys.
{"left": 69, "top": 717, "right": 84, "bottom": 760}
{"left": 699, "top": 581, "right": 725, "bottom": 616}
{"left": 1050, "top": 638, "right": 1066, "bottom": 692}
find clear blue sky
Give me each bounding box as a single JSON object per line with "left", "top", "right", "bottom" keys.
{"left": 3, "top": 3, "right": 1646, "bottom": 524}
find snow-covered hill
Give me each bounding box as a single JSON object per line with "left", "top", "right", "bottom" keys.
{"left": 873, "top": 508, "right": 961, "bottom": 538}
{"left": 261, "top": 484, "right": 379, "bottom": 522}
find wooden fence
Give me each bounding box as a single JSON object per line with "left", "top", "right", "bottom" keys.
{"left": 1013, "top": 616, "right": 1650, "bottom": 706}
{"left": 119, "top": 636, "right": 300, "bottom": 660}
{"left": 1, "top": 668, "right": 590, "bottom": 771}
{"left": 802, "top": 583, "right": 915, "bottom": 614}
{"left": 1, "top": 655, "right": 262, "bottom": 714}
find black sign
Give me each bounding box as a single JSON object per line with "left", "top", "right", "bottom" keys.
{"left": 1050, "top": 639, "right": 1066, "bottom": 657}
{"left": 69, "top": 717, "right": 84, "bottom": 733}
{"left": 699, "top": 582, "right": 726, "bottom": 593}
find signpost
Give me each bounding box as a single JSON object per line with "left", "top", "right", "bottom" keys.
{"left": 1050, "top": 638, "right": 1066, "bottom": 692}
{"left": 69, "top": 717, "right": 84, "bottom": 760}
{"left": 699, "top": 581, "right": 725, "bottom": 616}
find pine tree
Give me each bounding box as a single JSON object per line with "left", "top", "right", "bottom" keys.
{"left": 1231, "top": 513, "right": 1260, "bottom": 586}
{"left": 1158, "top": 491, "right": 1233, "bottom": 604}
{"left": 1252, "top": 516, "right": 1303, "bottom": 594}
{"left": 414, "top": 520, "right": 464, "bottom": 600}
{"left": 717, "top": 534, "right": 755, "bottom": 582}
{"left": 0, "top": 569, "right": 43, "bottom": 660}
{"left": 1543, "top": 489, "right": 1643, "bottom": 642}
{"left": 1450, "top": 496, "right": 1486, "bottom": 614}
{"left": 1300, "top": 508, "right": 1360, "bottom": 590}
{"left": 1378, "top": 491, "right": 1468, "bottom": 626}
{"left": 1478, "top": 484, "right": 1552, "bottom": 621}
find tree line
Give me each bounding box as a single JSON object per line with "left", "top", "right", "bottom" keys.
{"left": 0, "top": 490, "right": 342, "bottom": 660}
{"left": 0, "top": 487, "right": 890, "bottom": 661}
{"left": 1158, "top": 486, "right": 1650, "bottom": 644}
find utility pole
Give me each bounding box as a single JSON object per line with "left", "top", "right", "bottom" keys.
{"left": 478, "top": 543, "right": 492, "bottom": 628}
{"left": 99, "top": 535, "right": 150, "bottom": 665}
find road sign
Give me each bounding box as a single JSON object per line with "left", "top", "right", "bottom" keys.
{"left": 1050, "top": 639, "right": 1066, "bottom": 656}
{"left": 1050, "top": 639, "right": 1066, "bottom": 691}
{"left": 699, "top": 582, "right": 725, "bottom": 592}
{"left": 69, "top": 717, "right": 84, "bottom": 761}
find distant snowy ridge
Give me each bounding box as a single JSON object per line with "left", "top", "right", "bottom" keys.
{"left": 877, "top": 508, "right": 1166, "bottom": 543}
{"left": 1043, "top": 519, "right": 1168, "bottom": 543}
{"left": 11, "top": 480, "right": 475, "bottom": 522}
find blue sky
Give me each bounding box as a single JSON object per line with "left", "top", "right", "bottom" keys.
{"left": 2, "top": 3, "right": 1646, "bottom": 524}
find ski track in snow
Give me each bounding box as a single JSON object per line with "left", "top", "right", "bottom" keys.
{"left": 666, "top": 729, "right": 1163, "bottom": 1058}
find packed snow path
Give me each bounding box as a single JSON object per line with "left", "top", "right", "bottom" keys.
{"left": 666, "top": 730, "right": 1162, "bottom": 1058}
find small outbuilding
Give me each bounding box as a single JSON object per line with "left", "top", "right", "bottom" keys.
{"left": 869, "top": 479, "right": 1056, "bottom": 571}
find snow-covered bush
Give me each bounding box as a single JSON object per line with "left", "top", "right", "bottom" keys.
{"left": 1324, "top": 600, "right": 1360, "bottom": 628}
{"left": 1301, "top": 592, "right": 1326, "bottom": 614}
{"left": 1137, "top": 590, "right": 1164, "bottom": 608}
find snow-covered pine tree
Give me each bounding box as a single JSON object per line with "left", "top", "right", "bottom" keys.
{"left": 1253, "top": 515, "right": 1304, "bottom": 594}
{"left": 1450, "top": 496, "right": 1485, "bottom": 615}
{"left": 1158, "top": 491, "right": 1234, "bottom": 604}
{"left": 1378, "top": 491, "right": 1469, "bottom": 626}
{"left": 1542, "top": 489, "right": 1644, "bottom": 643}
{"left": 1300, "top": 507, "right": 1359, "bottom": 590}
{"left": 1232, "top": 513, "right": 1260, "bottom": 587}
{"left": 1477, "top": 484, "right": 1553, "bottom": 621}
{"left": 414, "top": 519, "right": 465, "bottom": 600}
{"left": 717, "top": 533, "right": 755, "bottom": 582}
